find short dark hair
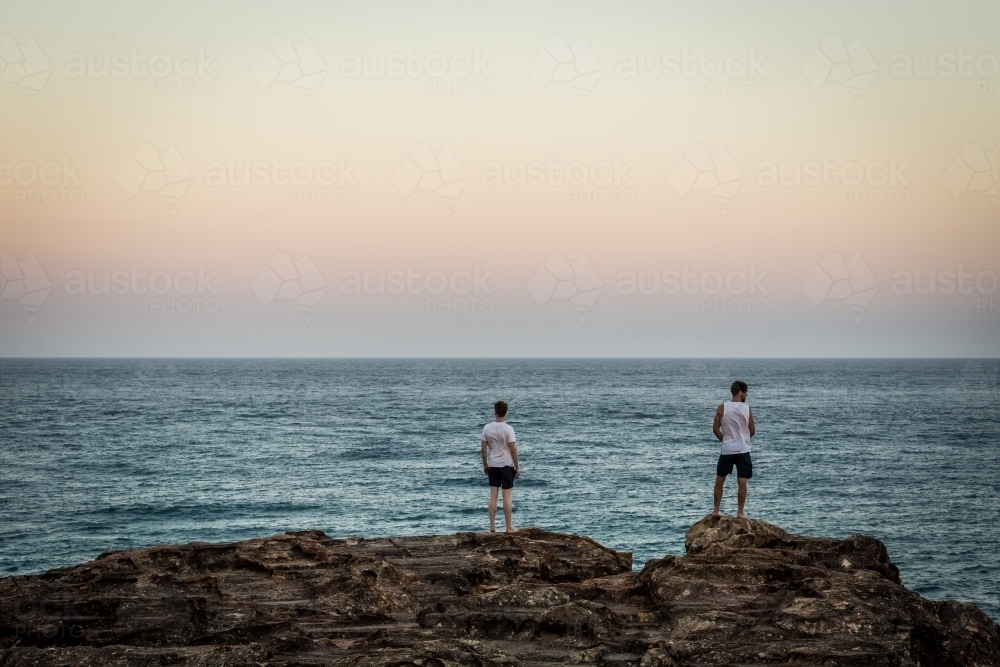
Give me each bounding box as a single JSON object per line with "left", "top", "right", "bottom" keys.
{"left": 730, "top": 381, "right": 748, "bottom": 396}
{"left": 494, "top": 400, "right": 508, "bottom": 417}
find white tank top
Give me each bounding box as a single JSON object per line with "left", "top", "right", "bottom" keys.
{"left": 720, "top": 401, "right": 752, "bottom": 454}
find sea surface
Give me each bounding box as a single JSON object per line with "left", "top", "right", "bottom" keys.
{"left": 1, "top": 359, "right": 998, "bottom": 621}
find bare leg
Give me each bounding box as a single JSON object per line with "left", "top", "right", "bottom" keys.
{"left": 712, "top": 476, "right": 725, "bottom": 516}
{"left": 502, "top": 488, "right": 516, "bottom": 533}
{"left": 488, "top": 486, "right": 499, "bottom": 532}
{"left": 736, "top": 477, "right": 748, "bottom": 518}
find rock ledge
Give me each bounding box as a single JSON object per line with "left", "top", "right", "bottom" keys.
{"left": 1, "top": 517, "right": 998, "bottom": 666}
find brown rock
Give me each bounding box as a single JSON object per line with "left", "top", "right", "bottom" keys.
{"left": 0, "top": 519, "right": 996, "bottom": 666}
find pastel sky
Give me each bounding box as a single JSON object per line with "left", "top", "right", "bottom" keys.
{"left": 1, "top": 0, "right": 998, "bottom": 356}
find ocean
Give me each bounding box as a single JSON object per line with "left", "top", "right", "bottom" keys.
{"left": 1, "top": 358, "right": 997, "bottom": 621}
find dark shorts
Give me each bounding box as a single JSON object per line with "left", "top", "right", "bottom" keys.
{"left": 717, "top": 452, "right": 752, "bottom": 479}
{"left": 488, "top": 466, "right": 516, "bottom": 489}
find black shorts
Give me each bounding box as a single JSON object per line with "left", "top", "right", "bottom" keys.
{"left": 488, "top": 466, "right": 516, "bottom": 489}
{"left": 717, "top": 452, "right": 752, "bottom": 479}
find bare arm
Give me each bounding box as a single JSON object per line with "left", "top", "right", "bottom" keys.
{"left": 509, "top": 442, "right": 520, "bottom": 477}
{"left": 748, "top": 408, "right": 755, "bottom": 437}
{"left": 712, "top": 405, "right": 724, "bottom": 442}
{"left": 481, "top": 440, "right": 489, "bottom": 474}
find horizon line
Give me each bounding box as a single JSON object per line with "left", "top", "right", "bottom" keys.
{"left": 2, "top": 356, "right": 997, "bottom": 361}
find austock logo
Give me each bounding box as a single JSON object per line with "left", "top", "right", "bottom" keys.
{"left": 526, "top": 34, "right": 602, "bottom": 105}
{"left": 0, "top": 35, "right": 52, "bottom": 102}
{"left": 953, "top": 360, "right": 999, "bottom": 415}
{"left": 392, "top": 143, "right": 468, "bottom": 213}
{"left": 802, "top": 35, "right": 878, "bottom": 106}
{"left": 942, "top": 144, "right": 997, "bottom": 210}
{"left": 802, "top": 252, "right": 879, "bottom": 323}
{"left": 1, "top": 252, "right": 51, "bottom": 324}
{"left": 252, "top": 35, "right": 327, "bottom": 103}
{"left": 667, "top": 143, "right": 743, "bottom": 214}
{"left": 526, "top": 252, "right": 603, "bottom": 324}
{"left": 116, "top": 144, "right": 193, "bottom": 211}
{"left": 251, "top": 253, "right": 327, "bottom": 323}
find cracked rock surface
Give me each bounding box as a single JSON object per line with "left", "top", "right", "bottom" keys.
{"left": 1, "top": 516, "right": 997, "bottom": 666}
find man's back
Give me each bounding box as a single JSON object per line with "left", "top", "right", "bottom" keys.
{"left": 482, "top": 421, "right": 515, "bottom": 467}
{"left": 720, "top": 401, "right": 752, "bottom": 454}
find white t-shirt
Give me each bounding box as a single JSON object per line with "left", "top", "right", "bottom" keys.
{"left": 482, "top": 421, "right": 516, "bottom": 467}
{"left": 720, "top": 401, "right": 752, "bottom": 455}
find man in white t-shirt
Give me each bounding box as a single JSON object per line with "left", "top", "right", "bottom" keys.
{"left": 480, "top": 400, "right": 521, "bottom": 533}
{"left": 711, "top": 380, "right": 756, "bottom": 519}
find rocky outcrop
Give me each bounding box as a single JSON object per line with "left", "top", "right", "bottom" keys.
{"left": 1, "top": 517, "right": 997, "bottom": 666}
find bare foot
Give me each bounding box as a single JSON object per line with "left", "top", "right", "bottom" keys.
{"left": 505, "top": 527, "right": 518, "bottom": 533}
{"left": 736, "top": 513, "right": 745, "bottom": 519}
{"left": 710, "top": 511, "right": 721, "bottom": 517}
{"left": 489, "top": 528, "right": 496, "bottom": 533}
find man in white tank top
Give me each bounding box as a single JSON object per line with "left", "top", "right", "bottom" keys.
{"left": 480, "top": 400, "right": 521, "bottom": 533}
{"left": 711, "top": 381, "right": 756, "bottom": 518}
